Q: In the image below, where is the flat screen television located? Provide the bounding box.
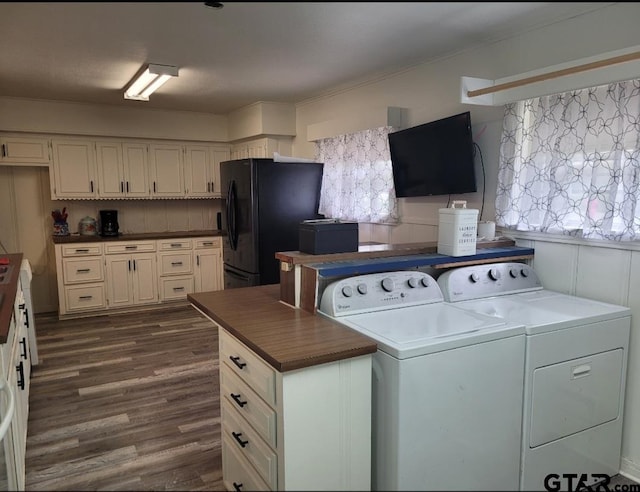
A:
[388,111,477,198]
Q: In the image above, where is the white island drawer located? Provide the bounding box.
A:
[222,398,278,489]
[222,432,271,491]
[220,329,276,407]
[221,368,277,448]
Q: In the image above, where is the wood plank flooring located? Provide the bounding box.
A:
[25,303,226,491]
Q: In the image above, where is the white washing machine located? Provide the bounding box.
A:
[318,270,526,491]
[437,262,631,491]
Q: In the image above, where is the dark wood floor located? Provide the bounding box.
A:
[25,303,226,491]
[24,303,640,491]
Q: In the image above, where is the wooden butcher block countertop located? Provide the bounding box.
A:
[188,284,377,372]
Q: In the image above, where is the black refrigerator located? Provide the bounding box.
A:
[221,158,324,289]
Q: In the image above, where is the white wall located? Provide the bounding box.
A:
[290,1,640,480]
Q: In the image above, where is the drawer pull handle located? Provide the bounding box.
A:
[173,287,185,292]
[231,431,249,448]
[76,268,91,273]
[79,295,93,300]
[229,356,247,370]
[125,245,138,250]
[171,261,183,266]
[75,249,89,253]
[170,243,182,248]
[19,338,27,360]
[230,393,247,408]
[232,482,243,492]
[202,242,213,246]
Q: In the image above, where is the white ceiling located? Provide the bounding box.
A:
[0,2,613,115]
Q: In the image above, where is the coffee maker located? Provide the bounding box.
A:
[99,210,119,237]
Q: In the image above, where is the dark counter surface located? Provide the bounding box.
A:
[0,253,23,344]
[51,229,224,244]
[188,285,377,372]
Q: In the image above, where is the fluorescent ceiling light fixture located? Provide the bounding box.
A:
[124,63,179,101]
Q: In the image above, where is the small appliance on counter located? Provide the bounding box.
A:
[78,216,98,236]
[99,210,119,237]
[299,218,359,255]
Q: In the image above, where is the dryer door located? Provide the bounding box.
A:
[529,348,623,448]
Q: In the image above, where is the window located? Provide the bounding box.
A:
[315,126,399,224]
[496,80,640,241]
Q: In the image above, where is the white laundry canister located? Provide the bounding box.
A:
[437,200,479,256]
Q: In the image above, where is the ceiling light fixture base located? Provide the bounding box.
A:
[124,63,179,101]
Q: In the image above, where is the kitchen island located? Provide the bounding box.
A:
[188,285,375,491]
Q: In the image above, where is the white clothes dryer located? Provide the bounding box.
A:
[319,270,526,491]
[438,262,631,491]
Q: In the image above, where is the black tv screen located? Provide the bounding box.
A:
[388,111,477,198]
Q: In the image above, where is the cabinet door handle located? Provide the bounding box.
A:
[16,361,24,391]
[196,255,200,267]
[232,482,243,492]
[126,181,130,193]
[230,393,247,408]
[1,144,6,158]
[24,308,29,328]
[19,338,27,360]
[171,261,183,266]
[79,295,93,300]
[231,431,248,448]
[229,356,246,370]
[121,181,124,193]
[133,260,136,271]
[76,268,91,273]
[153,181,157,193]
[90,180,94,193]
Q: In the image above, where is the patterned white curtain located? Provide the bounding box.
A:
[315,126,399,223]
[496,79,640,241]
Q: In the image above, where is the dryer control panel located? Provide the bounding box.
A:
[319,271,442,317]
[438,262,542,302]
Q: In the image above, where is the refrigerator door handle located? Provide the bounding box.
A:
[227,179,239,251]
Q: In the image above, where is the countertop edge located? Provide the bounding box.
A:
[52,230,225,244]
[188,290,377,373]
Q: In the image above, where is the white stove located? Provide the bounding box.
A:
[319,270,526,491]
[438,262,631,490]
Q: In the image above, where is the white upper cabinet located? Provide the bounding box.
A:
[149,143,185,197]
[0,135,50,166]
[50,139,97,199]
[184,145,230,197]
[96,142,150,198]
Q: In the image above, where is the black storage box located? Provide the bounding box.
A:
[299,220,359,255]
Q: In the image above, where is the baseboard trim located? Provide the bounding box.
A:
[620,457,640,483]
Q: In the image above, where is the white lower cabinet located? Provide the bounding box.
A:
[105,252,158,308]
[54,236,223,318]
[219,328,372,491]
[0,274,32,490]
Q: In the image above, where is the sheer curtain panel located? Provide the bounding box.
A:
[315,126,398,224]
[496,79,640,241]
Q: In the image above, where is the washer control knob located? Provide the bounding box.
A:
[407,277,419,288]
[381,277,395,292]
[420,277,430,287]
[357,283,368,295]
[469,273,480,283]
[488,268,501,281]
[509,268,519,278]
[341,286,353,297]
[521,268,529,277]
